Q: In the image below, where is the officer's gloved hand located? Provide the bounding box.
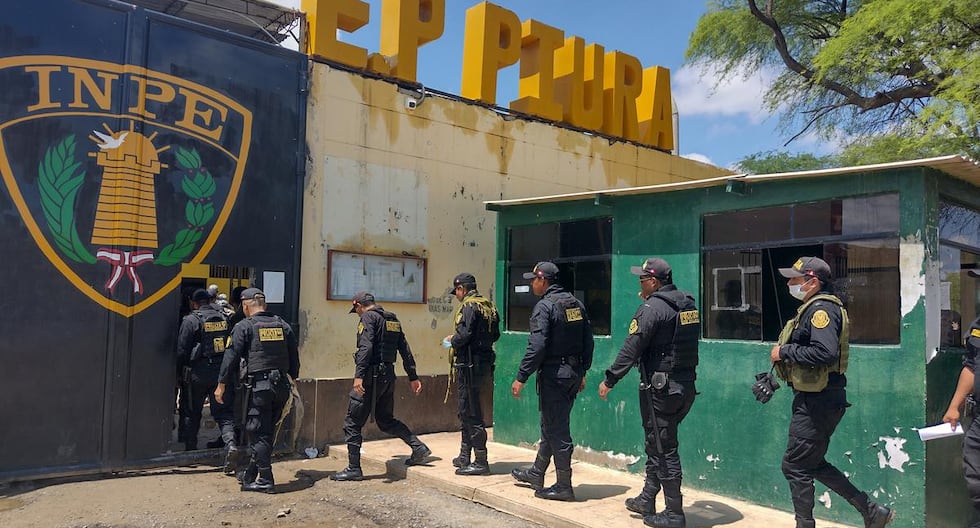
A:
[751,371,780,404]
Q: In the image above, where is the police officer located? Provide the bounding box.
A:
[943,269,980,528]
[331,292,431,481]
[176,288,234,459]
[511,262,594,501]
[772,257,893,528]
[214,288,300,493]
[598,258,698,528]
[445,273,500,476]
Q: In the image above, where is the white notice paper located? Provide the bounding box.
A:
[917,423,963,441]
[263,271,286,303]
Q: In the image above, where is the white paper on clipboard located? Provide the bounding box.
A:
[917,423,963,441]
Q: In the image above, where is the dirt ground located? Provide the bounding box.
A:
[0,455,540,528]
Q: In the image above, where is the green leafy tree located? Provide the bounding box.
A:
[688,0,980,162]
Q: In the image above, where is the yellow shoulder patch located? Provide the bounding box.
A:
[811,309,830,329]
[971,328,980,338]
[628,319,639,334]
[357,322,364,335]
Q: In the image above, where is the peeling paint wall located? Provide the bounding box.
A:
[489,170,979,526]
[299,63,729,378]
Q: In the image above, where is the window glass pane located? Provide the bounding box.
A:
[841,194,899,235]
[505,218,612,334]
[830,240,900,344]
[703,206,791,246]
[702,250,763,340]
[793,201,840,239]
[940,202,980,248]
[939,245,980,349]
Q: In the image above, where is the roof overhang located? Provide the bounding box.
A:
[484,155,980,210]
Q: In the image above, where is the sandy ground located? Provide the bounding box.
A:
[0,455,540,528]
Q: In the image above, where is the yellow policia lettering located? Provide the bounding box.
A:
[385,321,402,332]
[810,310,830,329]
[679,310,700,325]
[204,321,228,332]
[258,327,285,341]
[628,318,639,334]
[565,308,583,322]
[972,328,980,338]
[212,338,226,352]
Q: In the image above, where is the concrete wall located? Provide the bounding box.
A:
[490,168,978,527]
[297,62,729,380]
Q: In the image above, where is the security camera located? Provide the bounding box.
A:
[405,97,418,110]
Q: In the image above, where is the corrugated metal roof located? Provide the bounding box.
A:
[484,155,980,209]
[127,0,301,44]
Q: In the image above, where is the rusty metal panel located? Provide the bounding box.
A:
[0,0,306,478]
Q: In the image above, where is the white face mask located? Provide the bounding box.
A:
[788,282,808,301]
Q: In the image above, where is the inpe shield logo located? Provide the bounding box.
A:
[0,56,252,317]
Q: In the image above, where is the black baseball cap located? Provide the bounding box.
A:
[191,288,211,303]
[349,291,375,313]
[779,257,832,282]
[447,272,477,294]
[522,261,559,280]
[630,257,672,280]
[240,288,265,301]
[231,285,246,304]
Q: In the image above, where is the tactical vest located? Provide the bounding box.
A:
[192,305,229,360]
[647,290,700,372]
[545,293,588,361]
[246,314,290,374]
[453,293,500,360]
[775,294,850,392]
[376,309,402,364]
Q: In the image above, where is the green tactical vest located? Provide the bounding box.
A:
[775,294,849,392]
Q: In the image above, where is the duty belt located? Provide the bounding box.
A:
[248,369,283,381]
[542,355,580,367]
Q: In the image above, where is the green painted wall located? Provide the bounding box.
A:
[491,168,975,527]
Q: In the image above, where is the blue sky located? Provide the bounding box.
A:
[270,1,829,170]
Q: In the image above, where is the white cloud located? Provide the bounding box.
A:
[681,152,715,165]
[672,63,780,125]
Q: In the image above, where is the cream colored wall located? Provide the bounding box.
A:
[299,63,729,379]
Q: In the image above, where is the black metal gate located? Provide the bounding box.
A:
[0,0,306,480]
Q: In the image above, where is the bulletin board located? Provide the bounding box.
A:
[327,250,427,303]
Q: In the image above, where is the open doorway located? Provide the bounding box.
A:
[173,264,255,453]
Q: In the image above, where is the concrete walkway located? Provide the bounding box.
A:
[323,431,856,528]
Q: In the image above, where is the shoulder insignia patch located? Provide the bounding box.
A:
[357,322,364,335]
[811,309,830,329]
[971,328,980,338]
[629,318,639,334]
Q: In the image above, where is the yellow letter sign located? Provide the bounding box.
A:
[460,2,520,104]
[302,0,370,69]
[380,0,446,82]
[510,19,563,121]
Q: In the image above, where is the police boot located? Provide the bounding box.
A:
[452,439,472,468]
[330,448,364,481]
[406,441,432,466]
[847,492,895,528]
[223,443,240,476]
[626,479,661,515]
[794,519,816,528]
[241,466,275,493]
[456,449,490,476]
[534,469,575,502]
[511,454,548,490]
[643,481,685,528]
[237,460,257,486]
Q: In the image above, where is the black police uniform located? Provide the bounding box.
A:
[604,284,699,523]
[338,306,428,476]
[451,290,500,473]
[176,302,233,450]
[515,283,594,499]
[218,311,300,491]
[776,289,890,528]
[961,317,980,522]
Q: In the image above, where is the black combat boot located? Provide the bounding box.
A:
[237,460,257,486]
[331,447,364,481]
[452,438,472,468]
[456,449,490,476]
[847,492,894,528]
[534,469,575,502]
[223,443,240,476]
[626,478,661,515]
[643,480,685,528]
[241,466,275,493]
[511,453,548,490]
[794,519,816,528]
[406,441,432,466]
